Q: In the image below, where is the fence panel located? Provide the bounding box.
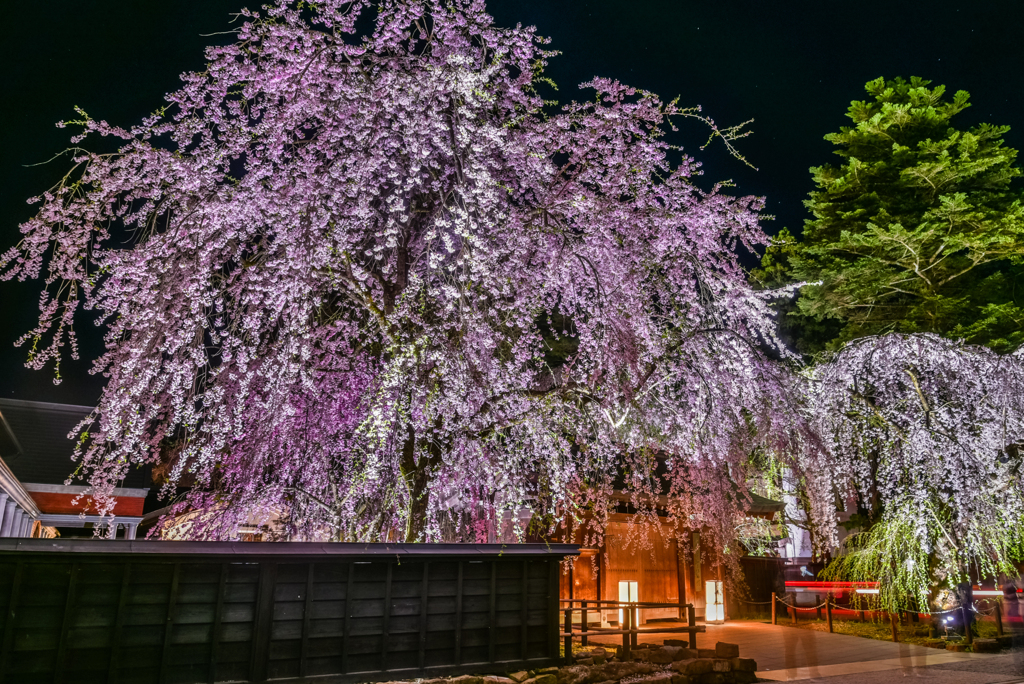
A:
[0,539,577,684]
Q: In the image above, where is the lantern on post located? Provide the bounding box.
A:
[705,580,725,624]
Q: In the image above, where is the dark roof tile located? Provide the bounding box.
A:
[0,399,150,489]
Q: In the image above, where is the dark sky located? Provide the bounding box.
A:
[1,0,1020,405]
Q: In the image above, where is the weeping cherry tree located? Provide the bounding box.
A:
[2,0,805,545]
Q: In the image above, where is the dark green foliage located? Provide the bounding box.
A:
[757,77,1024,354]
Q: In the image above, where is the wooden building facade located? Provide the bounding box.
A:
[558,493,784,624]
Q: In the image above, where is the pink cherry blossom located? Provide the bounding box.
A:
[2,0,808,549]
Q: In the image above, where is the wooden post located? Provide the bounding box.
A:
[816,595,822,620]
[626,606,634,651]
[687,605,697,649]
[581,600,589,648]
[563,607,572,665]
[889,612,898,642]
[859,608,866,622]
[825,597,833,633]
[622,602,631,661]
[995,602,1004,637]
[771,593,777,625]
[791,595,797,625]
[962,606,973,645]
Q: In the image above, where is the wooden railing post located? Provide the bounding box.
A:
[771,592,777,625]
[791,595,797,625]
[889,612,898,642]
[825,597,833,633]
[563,606,572,665]
[816,595,822,621]
[687,604,697,649]
[581,600,588,648]
[630,604,638,648]
[995,602,1004,637]
[622,602,631,661]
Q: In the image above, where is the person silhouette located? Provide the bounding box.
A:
[1005,580,1022,675]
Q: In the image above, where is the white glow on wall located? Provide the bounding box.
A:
[705,580,725,623]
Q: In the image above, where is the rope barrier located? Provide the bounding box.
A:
[774,599,828,611]
[822,601,969,617]
[765,595,1004,618]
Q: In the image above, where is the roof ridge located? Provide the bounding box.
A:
[0,398,95,413]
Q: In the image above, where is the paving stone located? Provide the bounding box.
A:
[972,638,1000,653]
[728,658,756,672]
[450,676,482,684]
[556,665,589,684]
[483,677,516,684]
[663,639,687,647]
[584,661,655,682]
[670,659,713,676]
[696,674,725,684]
[710,659,731,673]
[522,675,556,684]
[649,647,678,664]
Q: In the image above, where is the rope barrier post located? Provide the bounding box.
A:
[687,604,697,650]
[771,593,777,625]
[563,606,572,665]
[581,600,588,649]
[816,595,822,621]
[995,601,1003,637]
[791,595,797,625]
[826,598,833,633]
[889,612,898,643]
[859,608,865,623]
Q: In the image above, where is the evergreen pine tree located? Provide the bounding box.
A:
[758,77,1024,353]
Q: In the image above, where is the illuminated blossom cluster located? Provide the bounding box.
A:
[807,334,1024,603]
[2,0,802,543]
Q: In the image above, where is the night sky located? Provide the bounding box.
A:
[1,0,1020,405]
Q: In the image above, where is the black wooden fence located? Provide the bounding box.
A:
[0,539,578,684]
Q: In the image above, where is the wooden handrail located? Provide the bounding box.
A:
[559,599,693,608]
[559,625,705,637]
[560,600,701,664]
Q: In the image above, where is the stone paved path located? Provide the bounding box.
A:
[577,621,1017,682]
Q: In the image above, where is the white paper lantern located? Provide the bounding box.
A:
[705,580,725,624]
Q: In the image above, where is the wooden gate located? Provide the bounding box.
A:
[0,539,577,684]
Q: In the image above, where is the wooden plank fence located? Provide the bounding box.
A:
[0,539,578,684]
